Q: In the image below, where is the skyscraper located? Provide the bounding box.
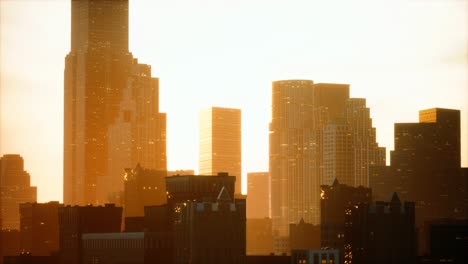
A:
[0,154,37,230]
[269,80,385,248]
[199,107,242,194]
[64,0,166,205]
[270,80,318,238]
[370,108,466,254]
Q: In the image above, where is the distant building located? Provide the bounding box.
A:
[58,204,122,264]
[320,179,371,263]
[290,219,320,251]
[173,196,246,264]
[124,164,166,217]
[19,202,62,256]
[64,0,166,206]
[246,218,274,255]
[199,107,242,194]
[247,172,269,219]
[369,108,466,254]
[0,154,37,230]
[291,249,339,264]
[344,193,416,264]
[270,80,385,248]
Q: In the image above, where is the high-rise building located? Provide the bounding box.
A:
[246,218,274,255]
[64,0,166,206]
[123,164,167,217]
[58,204,122,264]
[199,107,242,194]
[344,193,416,264]
[269,80,384,244]
[247,172,269,219]
[270,80,318,238]
[370,108,465,254]
[20,202,62,256]
[0,154,37,230]
[289,219,320,251]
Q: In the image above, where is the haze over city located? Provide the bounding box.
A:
[1,0,467,203]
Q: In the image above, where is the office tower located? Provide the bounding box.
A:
[0,230,20,264]
[247,172,269,219]
[289,219,320,251]
[20,202,62,256]
[270,80,318,240]
[199,107,242,194]
[81,233,145,264]
[344,193,416,264]
[173,194,246,264]
[58,204,122,264]
[270,80,385,246]
[291,249,339,264]
[0,154,37,230]
[320,179,371,264]
[64,0,166,206]
[124,164,166,217]
[370,108,465,228]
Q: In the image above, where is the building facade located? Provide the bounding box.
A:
[320,179,371,264]
[20,202,62,256]
[344,193,416,264]
[247,172,269,219]
[64,0,166,206]
[124,164,166,217]
[291,249,339,264]
[199,107,242,194]
[0,154,37,230]
[58,204,122,264]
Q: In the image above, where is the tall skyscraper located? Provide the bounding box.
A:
[199,107,242,194]
[270,80,318,237]
[0,154,37,230]
[64,0,166,205]
[269,80,385,247]
[247,172,269,219]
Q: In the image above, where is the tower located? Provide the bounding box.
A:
[64,0,166,205]
[199,107,242,194]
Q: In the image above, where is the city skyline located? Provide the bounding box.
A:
[1,0,467,202]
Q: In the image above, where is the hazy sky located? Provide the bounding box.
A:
[1,0,467,202]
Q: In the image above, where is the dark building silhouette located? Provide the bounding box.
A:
[246,218,274,255]
[270,80,385,253]
[344,193,416,264]
[58,204,122,264]
[246,255,290,264]
[290,219,320,251]
[370,108,466,254]
[0,230,20,264]
[174,196,246,264]
[291,249,339,264]
[0,154,37,230]
[320,179,371,263]
[199,107,242,194]
[167,170,195,176]
[81,232,144,264]
[124,164,166,217]
[3,254,58,264]
[19,202,62,256]
[165,173,236,205]
[64,0,166,206]
[418,219,468,264]
[247,172,269,219]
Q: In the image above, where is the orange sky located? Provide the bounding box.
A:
[1,0,467,202]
